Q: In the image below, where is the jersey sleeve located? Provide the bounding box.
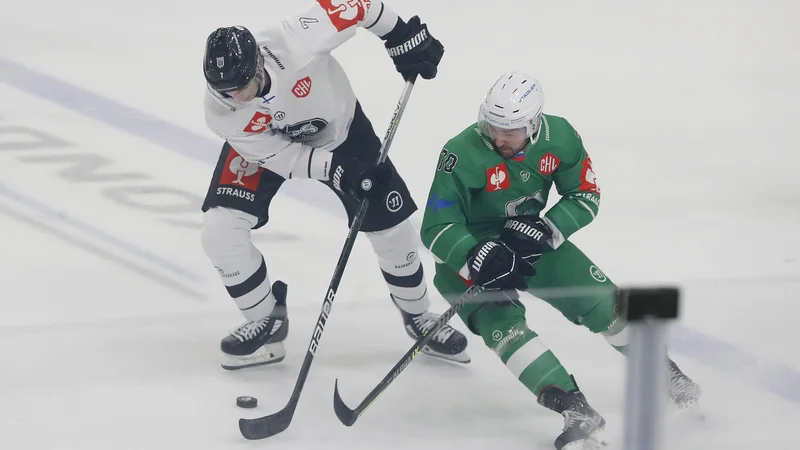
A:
[542,121,601,248]
[420,145,485,280]
[283,0,399,54]
[223,132,333,181]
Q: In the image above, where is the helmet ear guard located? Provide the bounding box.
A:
[477,72,545,145]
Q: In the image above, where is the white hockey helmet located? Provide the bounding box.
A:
[478,72,544,146]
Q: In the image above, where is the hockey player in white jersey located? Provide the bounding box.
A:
[200,1,470,370]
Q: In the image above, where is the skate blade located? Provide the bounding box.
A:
[421,345,471,364]
[221,342,286,371]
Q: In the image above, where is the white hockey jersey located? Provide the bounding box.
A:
[203,0,399,181]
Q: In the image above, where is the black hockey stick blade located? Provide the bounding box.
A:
[332,379,358,426]
[239,404,295,440]
[331,285,486,427]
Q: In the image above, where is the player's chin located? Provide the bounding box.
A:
[497,147,519,159]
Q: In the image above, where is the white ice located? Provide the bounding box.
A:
[0,1,798,449]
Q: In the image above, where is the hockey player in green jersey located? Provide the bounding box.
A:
[420,72,702,450]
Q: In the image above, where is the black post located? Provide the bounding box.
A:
[618,287,679,450]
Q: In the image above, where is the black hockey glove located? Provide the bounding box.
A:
[383,16,444,81]
[500,216,553,274]
[332,156,393,201]
[467,240,535,292]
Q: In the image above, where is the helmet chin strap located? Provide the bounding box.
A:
[529,129,541,147]
[256,56,271,98]
[528,116,543,146]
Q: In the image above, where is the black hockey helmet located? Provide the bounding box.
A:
[203,26,260,93]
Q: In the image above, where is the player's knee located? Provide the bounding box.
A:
[201,207,257,259]
[364,219,419,261]
[469,301,529,349]
[578,291,628,348]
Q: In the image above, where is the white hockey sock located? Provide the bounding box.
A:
[202,207,277,321]
[365,220,430,315]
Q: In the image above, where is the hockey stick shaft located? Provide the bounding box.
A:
[238,77,418,440]
[333,284,486,426]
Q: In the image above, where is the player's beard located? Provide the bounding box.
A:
[495,142,525,159]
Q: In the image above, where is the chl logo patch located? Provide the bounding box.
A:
[485,163,510,191]
[539,152,560,175]
[219,148,264,191]
[317,0,369,32]
[243,111,272,133]
[291,77,312,98]
[386,190,403,212]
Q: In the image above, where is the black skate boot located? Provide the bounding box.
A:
[538,379,607,450]
[392,295,470,364]
[220,281,289,370]
[667,358,702,411]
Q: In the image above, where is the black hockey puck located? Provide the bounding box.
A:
[236,396,258,408]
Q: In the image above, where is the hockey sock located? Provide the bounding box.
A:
[602,318,628,354]
[478,318,576,395]
[202,207,277,321]
[366,221,430,314]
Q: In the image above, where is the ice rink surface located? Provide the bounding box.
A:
[1,1,798,449]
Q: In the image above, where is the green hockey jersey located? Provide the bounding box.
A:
[420,114,601,279]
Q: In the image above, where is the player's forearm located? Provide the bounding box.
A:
[363,1,401,38]
[226,136,323,181]
[543,194,600,247]
[286,146,332,180]
[421,222,478,278]
[286,0,399,54]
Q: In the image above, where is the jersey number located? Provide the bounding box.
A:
[436,149,458,173]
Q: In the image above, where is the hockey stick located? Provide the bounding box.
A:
[332,284,486,426]
[238,77,418,440]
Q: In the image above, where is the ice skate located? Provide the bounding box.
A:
[393,295,470,364]
[538,381,607,450]
[220,281,289,370]
[667,358,703,411]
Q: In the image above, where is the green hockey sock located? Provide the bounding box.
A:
[490,325,576,395]
[602,317,628,354]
